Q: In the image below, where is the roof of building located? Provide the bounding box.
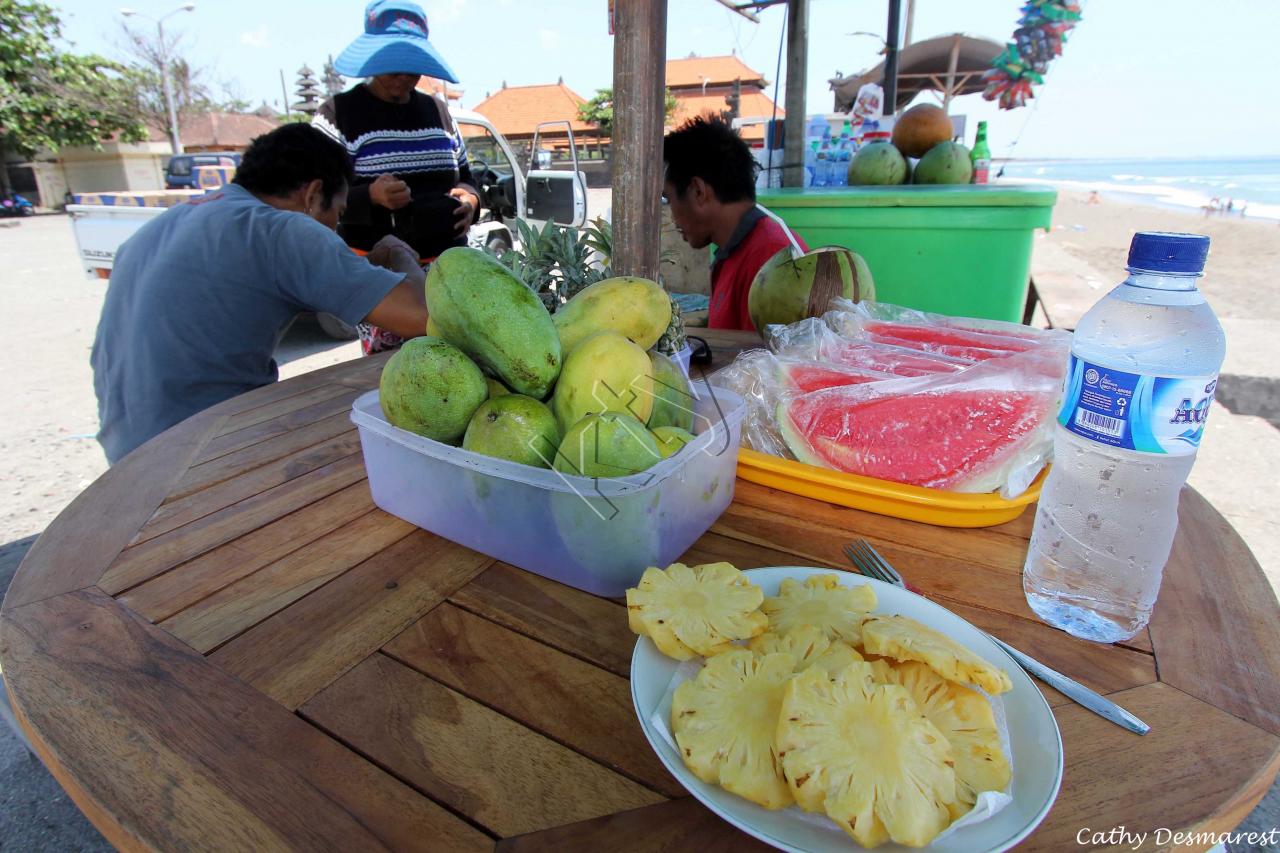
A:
[152,112,281,150]
[668,90,783,143]
[666,54,766,89]
[470,82,595,138]
[416,78,463,101]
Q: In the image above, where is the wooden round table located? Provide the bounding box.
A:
[3,330,1278,851]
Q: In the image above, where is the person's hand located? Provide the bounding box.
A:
[369,173,411,210]
[449,187,478,237]
[368,234,420,274]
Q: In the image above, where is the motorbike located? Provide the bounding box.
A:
[1,193,35,217]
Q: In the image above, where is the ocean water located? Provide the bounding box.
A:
[995,157,1280,221]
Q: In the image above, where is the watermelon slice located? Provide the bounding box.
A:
[864,321,1041,353]
[776,359,889,393]
[777,387,1053,491]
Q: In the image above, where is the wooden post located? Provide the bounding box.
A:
[942,35,961,111]
[883,0,902,116]
[611,0,667,280]
[782,0,809,187]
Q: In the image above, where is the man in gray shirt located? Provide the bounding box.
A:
[92,123,430,464]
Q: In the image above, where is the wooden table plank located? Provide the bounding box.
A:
[195,387,364,465]
[724,481,1033,573]
[496,797,775,852]
[129,430,363,546]
[450,562,634,678]
[1021,682,1280,852]
[300,652,665,838]
[210,529,492,709]
[201,349,386,419]
[162,509,415,653]
[385,602,685,797]
[100,454,368,595]
[1152,488,1280,737]
[0,588,491,852]
[119,482,384,623]
[938,598,1159,698]
[217,376,372,434]
[167,411,358,503]
[1,408,227,610]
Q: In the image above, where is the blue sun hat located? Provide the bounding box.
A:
[333,0,459,83]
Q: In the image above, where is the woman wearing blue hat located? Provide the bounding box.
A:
[316,0,480,353]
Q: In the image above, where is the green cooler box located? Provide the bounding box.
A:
[756,184,1057,323]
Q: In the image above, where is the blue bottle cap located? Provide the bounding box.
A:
[1127,232,1210,274]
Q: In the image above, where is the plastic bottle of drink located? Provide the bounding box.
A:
[814,142,830,187]
[804,140,820,187]
[832,123,852,186]
[1023,232,1225,643]
[971,121,991,184]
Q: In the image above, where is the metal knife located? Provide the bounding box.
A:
[987,634,1151,735]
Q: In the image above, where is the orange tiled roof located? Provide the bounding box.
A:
[669,91,784,143]
[416,78,463,101]
[666,54,766,89]
[470,83,596,138]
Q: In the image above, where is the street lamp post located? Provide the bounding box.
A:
[120,4,196,155]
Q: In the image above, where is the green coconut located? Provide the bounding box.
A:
[747,246,876,332]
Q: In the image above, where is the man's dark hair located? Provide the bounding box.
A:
[662,115,757,203]
[233,123,354,208]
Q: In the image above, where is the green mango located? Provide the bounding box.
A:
[426,247,562,398]
[553,412,662,478]
[379,337,487,443]
[645,350,695,432]
[553,276,672,355]
[462,394,561,469]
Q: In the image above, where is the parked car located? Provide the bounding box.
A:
[165,152,241,190]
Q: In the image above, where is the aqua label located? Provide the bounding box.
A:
[1058,354,1217,455]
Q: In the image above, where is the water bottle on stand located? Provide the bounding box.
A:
[804,140,820,187]
[814,143,829,187]
[1023,232,1225,643]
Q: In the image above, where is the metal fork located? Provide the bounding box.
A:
[843,538,1150,736]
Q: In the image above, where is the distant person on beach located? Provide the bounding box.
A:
[91,123,429,465]
[662,116,807,332]
[1227,198,1235,215]
[315,0,479,355]
[1087,190,1101,205]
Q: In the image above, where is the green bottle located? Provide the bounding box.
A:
[971,121,991,184]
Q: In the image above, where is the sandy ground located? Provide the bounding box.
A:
[1,199,1277,848]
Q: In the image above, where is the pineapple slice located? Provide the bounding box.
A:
[862,615,1013,695]
[750,626,864,675]
[777,662,957,848]
[872,660,1012,809]
[761,574,878,645]
[670,649,795,809]
[626,562,767,659]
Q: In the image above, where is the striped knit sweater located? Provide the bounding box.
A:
[315,84,477,259]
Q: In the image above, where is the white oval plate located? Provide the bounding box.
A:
[630,566,1063,852]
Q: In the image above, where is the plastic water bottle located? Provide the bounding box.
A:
[814,143,830,187]
[804,140,820,187]
[1023,232,1225,642]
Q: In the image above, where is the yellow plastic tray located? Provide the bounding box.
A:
[735,448,1046,528]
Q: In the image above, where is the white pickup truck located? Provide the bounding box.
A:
[68,110,589,335]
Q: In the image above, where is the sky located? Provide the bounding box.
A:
[46,0,1280,160]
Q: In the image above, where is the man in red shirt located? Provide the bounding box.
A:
[662,117,807,331]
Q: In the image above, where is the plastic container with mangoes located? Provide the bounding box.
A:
[351,380,746,597]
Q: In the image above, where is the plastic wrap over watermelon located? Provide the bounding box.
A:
[765,317,971,377]
[776,347,1064,497]
[826,297,1072,362]
[709,349,893,460]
